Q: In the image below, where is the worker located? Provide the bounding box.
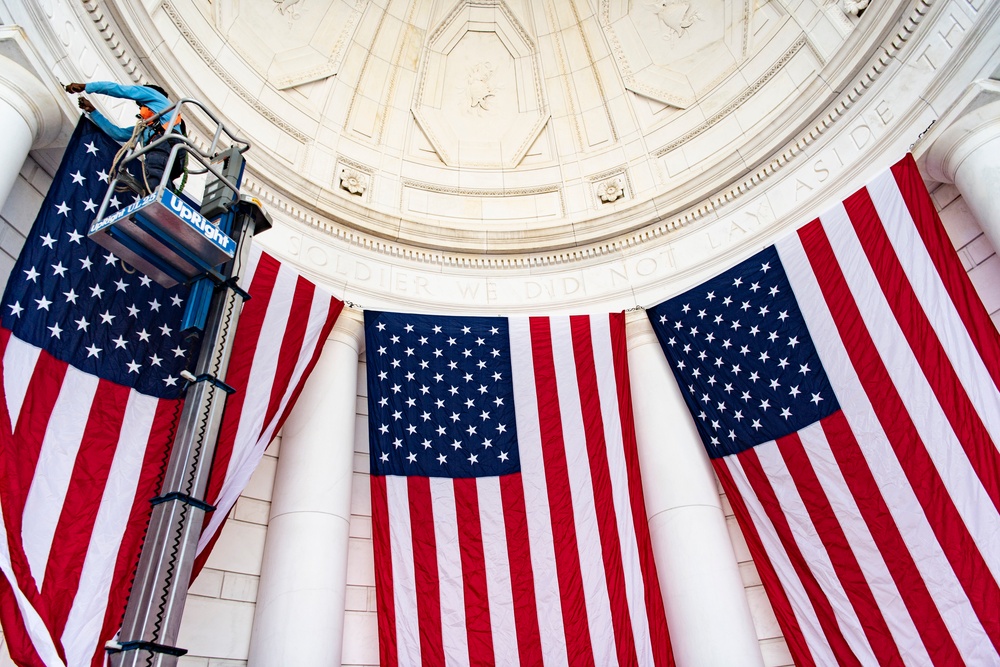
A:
[65,81,187,194]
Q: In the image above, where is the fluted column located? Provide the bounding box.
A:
[626,311,763,667]
[248,309,364,667]
[923,81,1000,253]
[0,53,61,212]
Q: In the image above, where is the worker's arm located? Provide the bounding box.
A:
[83,81,171,114]
[84,109,134,143]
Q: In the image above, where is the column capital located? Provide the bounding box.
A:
[920,79,1000,184]
[0,27,71,150]
[329,307,364,354]
[625,309,659,350]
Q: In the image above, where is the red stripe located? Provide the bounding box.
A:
[499,473,543,665]
[0,574,46,667]
[844,185,1000,515]
[610,312,673,667]
[1,349,67,609]
[202,256,278,516]
[529,317,595,667]
[96,397,180,667]
[371,475,397,667]
[891,155,1000,392]
[249,295,342,494]
[737,447,862,665]
[820,411,963,663]
[453,478,495,665]
[569,314,639,667]
[408,476,444,667]
[712,460,816,667]
[799,219,1000,652]
[260,276,313,431]
[42,380,129,642]
[6,350,66,543]
[260,294,341,453]
[775,432,903,665]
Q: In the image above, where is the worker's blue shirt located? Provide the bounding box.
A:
[83,82,178,144]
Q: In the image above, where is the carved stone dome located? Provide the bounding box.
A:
[53,0,974,313]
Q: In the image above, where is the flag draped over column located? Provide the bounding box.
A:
[0,119,342,667]
[366,310,672,667]
[648,155,1000,665]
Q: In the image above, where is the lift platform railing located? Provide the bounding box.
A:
[92,97,250,220]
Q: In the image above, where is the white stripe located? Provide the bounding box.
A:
[22,367,99,587]
[478,476,518,667]
[819,203,1000,583]
[430,478,468,667]
[387,476,421,666]
[754,441,879,663]
[549,316,618,667]
[197,259,296,548]
[776,232,993,659]
[242,242,263,288]
[62,390,159,667]
[199,268,333,553]
[867,173,1000,455]
[3,335,40,426]
[508,317,568,667]
[589,316,655,665]
[797,422,932,666]
[724,456,836,666]
[0,495,66,667]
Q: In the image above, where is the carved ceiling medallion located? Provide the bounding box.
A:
[600,0,750,108]
[212,0,365,90]
[411,0,550,169]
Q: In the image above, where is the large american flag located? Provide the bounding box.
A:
[648,155,1000,665]
[367,311,673,666]
[0,119,341,666]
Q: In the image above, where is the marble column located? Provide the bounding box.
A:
[923,82,1000,253]
[0,50,62,212]
[626,311,764,667]
[247,309,364,667]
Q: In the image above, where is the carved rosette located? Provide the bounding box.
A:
[339,168,369,196]
[597,176,626,203]
[411,0,549,169]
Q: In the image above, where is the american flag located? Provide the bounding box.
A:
[648,155,1000,665]
[367,311,672,667]
[0,119,341,667]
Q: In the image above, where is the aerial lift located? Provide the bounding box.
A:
[88,97,271,667]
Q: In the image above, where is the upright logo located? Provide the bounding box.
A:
[165,192,235,254]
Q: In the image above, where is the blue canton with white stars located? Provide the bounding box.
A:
[647,246,839,458]
[1,120,196,399]
[366,311,521,478]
